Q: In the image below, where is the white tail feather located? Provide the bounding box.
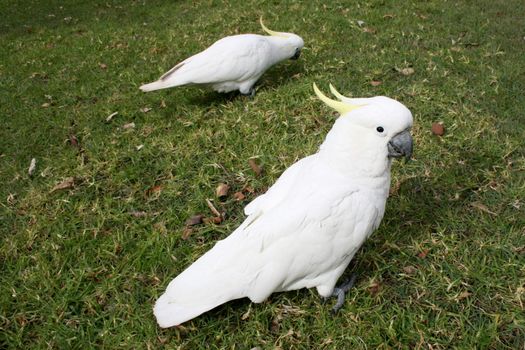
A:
[154,293,234,328]
[139,80,174,92]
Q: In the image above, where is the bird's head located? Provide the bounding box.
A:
[260,17,304,60]
[314,83,413,174]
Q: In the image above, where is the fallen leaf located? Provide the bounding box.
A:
[243,186,255,194]
[431,123,445,136]
[69,134,79,147]
[205,198,222,217]
[28,158,37,176]
[181,227,193,240]
[389,180,401,196]
[136,144,144,151]
[41,102,50,108]
[99,63,107,69]
[357,20,365,27]
[417,249,430,259]
[403,266,417,275]
[141,107,152,113]
[368,281,381,295]
[130,210,147,217]
[270,317,281,333]
[383,14,395,19]
[399,67,415,76]
[241,306,251,320]
[203,216,222,224]
[216,183,230,200]
[370,80,382,86]
[457,291,471,300]
[106,111,118,122]
[233,191,245,201]
[248,159,263,176]
[185,214,204,226]
[160,100,167,108]
[122,122,135,130]
[363,27,376,34]
[471,201,496,215]
[145,185,162,197]
[51,177,75,192]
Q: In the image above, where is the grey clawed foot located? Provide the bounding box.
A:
[330,273,357,314]
[241,87,256,98]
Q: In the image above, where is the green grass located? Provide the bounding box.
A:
[1,0,524,348]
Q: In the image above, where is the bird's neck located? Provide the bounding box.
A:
[318,128,392,181]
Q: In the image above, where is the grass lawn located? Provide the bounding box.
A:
[1,0,524,348]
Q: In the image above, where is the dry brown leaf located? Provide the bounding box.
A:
[51,177,74,192]
[122,122,135,130]
[243,185,255,194]
[41,102,51,108]
[130,210,147,217]
[145,185,162,197]
[203,216,222,224]
[403,266,417,275]
[368,281,381,295]
[399,67,415,76]
[160,100,167,108]
[417,249,430,259]
[471,201,496,215]
[370,80,382,86]
[69,134,79,147]
[181,227,193,240]
[141,107,152,113]
[216,183,230,200]
[457,291,472,300]
[205,198,222,217]
[248,159,263,176]
[383,14,395,19]
[363,27,376,34]
[185,214,204,226]
[233,191,245,201]
[431,123,445,136]
[99,63,108,69]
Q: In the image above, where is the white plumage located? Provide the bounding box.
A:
[154,84,414,328]
[140,19,304,96]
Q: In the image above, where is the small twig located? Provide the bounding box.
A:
[205,198,221,217]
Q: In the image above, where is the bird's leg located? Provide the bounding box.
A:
[241,87,256,98]
[329,273,357,314]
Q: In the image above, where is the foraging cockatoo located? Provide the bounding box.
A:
[154,84,414,328]
[139,18,304,96]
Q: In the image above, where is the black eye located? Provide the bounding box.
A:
[376,126,384,133]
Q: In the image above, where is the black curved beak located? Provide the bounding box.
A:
[387,130,413,162]
[290,48,301,60]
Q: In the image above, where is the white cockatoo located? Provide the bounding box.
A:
[154,83,413,328]
[139,18,304,96]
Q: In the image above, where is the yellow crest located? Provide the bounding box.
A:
[313,83,362,115]
[260,17,289,38]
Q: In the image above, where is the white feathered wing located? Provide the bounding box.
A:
[140,35,273,93]
[154,155,382,328]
